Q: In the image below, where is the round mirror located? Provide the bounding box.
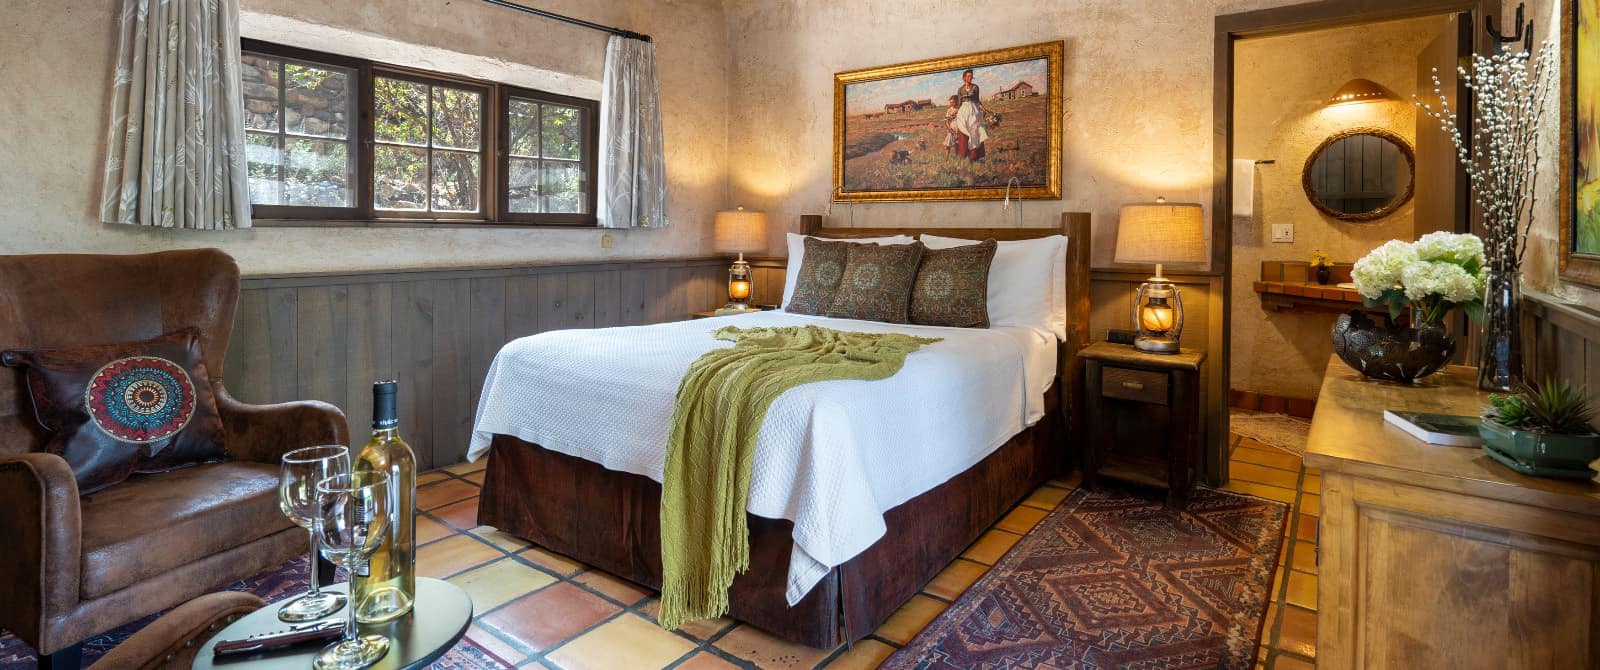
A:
[1301,128,1415,222]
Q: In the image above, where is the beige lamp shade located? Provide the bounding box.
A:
[1326,78,1396,107]
[713,207,768,255]
[1114,199,1207,265]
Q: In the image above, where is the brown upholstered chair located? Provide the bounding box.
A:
[0,249,348,669]
[86,592,265,670]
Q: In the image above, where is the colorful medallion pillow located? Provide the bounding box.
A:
[1,328,229,493]
[786,237,853,316]
[909,239,998,328]
[824,241,926,323]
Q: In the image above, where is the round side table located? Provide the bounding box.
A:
[193,577,472,669]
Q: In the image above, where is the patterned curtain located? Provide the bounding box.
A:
[100,0,252,230]
[596,35,668,229]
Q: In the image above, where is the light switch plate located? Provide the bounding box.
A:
[1271,224,1294,243]
[601,234,614,249]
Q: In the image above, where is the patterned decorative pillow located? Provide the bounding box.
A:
[1,328,229,494]
[786,237,852,315]
[824,241,926,323]
[910,239,998,328]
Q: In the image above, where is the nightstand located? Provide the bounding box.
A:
[1079,341,1207,508]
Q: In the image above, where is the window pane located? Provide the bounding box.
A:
[508,99,540,158]
[241,55,280,132]
[507,157,539,213]
[432,151,481,212]
[245,132,282,204]
[374,145,427,210]
[284,138,351,207]
[541,105,582,160]
[284,63,351,139]
[543,161,583,213]
[431,86,481,150]
[374,77,428,146]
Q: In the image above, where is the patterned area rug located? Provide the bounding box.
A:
[1230,410,1312,456]
[884,487,1287,670]
[0,556,511,670]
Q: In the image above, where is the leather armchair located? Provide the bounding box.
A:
[0,249,347,669]
[86,592,265,670]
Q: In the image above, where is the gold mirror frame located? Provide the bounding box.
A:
[1301,127,1416,223]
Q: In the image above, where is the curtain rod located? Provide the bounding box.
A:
[480,0,651,43]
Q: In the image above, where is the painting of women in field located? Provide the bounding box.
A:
[1574,0,1600,254]
[833,42,1062,202]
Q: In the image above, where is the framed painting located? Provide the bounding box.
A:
[832,41,1063,202]
[1561,0,1600,285]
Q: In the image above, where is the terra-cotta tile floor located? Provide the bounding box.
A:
[417,431,1319,669]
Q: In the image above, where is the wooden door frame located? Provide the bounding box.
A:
[1212,0,1487,439]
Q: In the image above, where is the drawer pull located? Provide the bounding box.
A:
[1121,381,1145,391]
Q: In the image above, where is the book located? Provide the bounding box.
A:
[1383,410,1483,447]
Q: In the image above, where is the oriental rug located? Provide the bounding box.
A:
[884,487,1287,670]
[0,556,512,670]
[1230,410,1312,456]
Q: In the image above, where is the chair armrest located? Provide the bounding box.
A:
[214,386,350,463]
[87,591,265,670]
[0,452,82,650]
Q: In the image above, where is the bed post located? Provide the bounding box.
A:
[800,214,823,236]
[1060,212,1092,458]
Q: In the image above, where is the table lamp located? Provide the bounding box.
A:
[1115,198,1207,354]
[713,207,768,311]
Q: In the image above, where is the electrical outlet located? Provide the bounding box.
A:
[1271,224,1294,243]
[600,233,614,249]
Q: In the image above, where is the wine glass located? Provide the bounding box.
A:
[278,445,351,622]
[314,471,392,670]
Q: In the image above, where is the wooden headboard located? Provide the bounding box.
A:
[798,212,1093,447]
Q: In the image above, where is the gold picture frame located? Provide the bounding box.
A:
[833,41,1063,203]
[1560,0,1600,286]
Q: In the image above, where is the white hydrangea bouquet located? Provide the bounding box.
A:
[1352,231,1486,326]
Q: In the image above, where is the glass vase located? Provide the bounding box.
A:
[1478,263,1522,392]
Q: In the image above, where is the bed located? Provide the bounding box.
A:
[472,213,1092,647]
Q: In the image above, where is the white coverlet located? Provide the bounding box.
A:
[468,310,1056,605]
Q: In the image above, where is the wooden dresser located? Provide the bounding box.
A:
[1306,359,1600,668]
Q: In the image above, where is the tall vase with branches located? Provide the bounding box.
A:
[1417,42,1557,391]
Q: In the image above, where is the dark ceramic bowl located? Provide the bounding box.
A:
[1331,310,1456,384]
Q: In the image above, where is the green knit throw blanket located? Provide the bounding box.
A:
[657,325,941,630]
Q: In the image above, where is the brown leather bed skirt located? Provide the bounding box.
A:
[476,388,1066,648]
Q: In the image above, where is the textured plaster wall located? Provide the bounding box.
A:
[1521,0,1600,309]
[0,0,730,275]
[723,0,1308,267]
[1229,16,1447,399]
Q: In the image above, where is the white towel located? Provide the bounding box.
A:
[1233,158,1257,217]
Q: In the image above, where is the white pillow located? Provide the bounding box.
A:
[921,234,1068,340]
[781,233,916,308]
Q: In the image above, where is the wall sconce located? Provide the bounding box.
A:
[1115,198,1207,354]
[713,207,768,312]
[1326,78,1396,107]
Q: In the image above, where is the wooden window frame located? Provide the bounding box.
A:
[497,87,600,225]
[241,39,599,228]
[241,41,364,221]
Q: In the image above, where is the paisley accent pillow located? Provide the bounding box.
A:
[786,237,852,315]
[824,241,925,323]
[1,328,228,494]
[910,239,998,328]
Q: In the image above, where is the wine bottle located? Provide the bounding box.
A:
[352,380,416,623]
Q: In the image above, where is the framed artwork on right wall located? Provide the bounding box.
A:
[1561,0,1600,285]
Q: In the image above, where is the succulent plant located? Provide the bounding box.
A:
[1487,379,1598,436]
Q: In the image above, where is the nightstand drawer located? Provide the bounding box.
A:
[1101,367,1168,405]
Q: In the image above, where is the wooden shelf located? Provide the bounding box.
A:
[1255,260,1369,314]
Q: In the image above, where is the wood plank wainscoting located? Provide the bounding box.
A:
[1524,289,1600,412]
[224,258,733,470]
